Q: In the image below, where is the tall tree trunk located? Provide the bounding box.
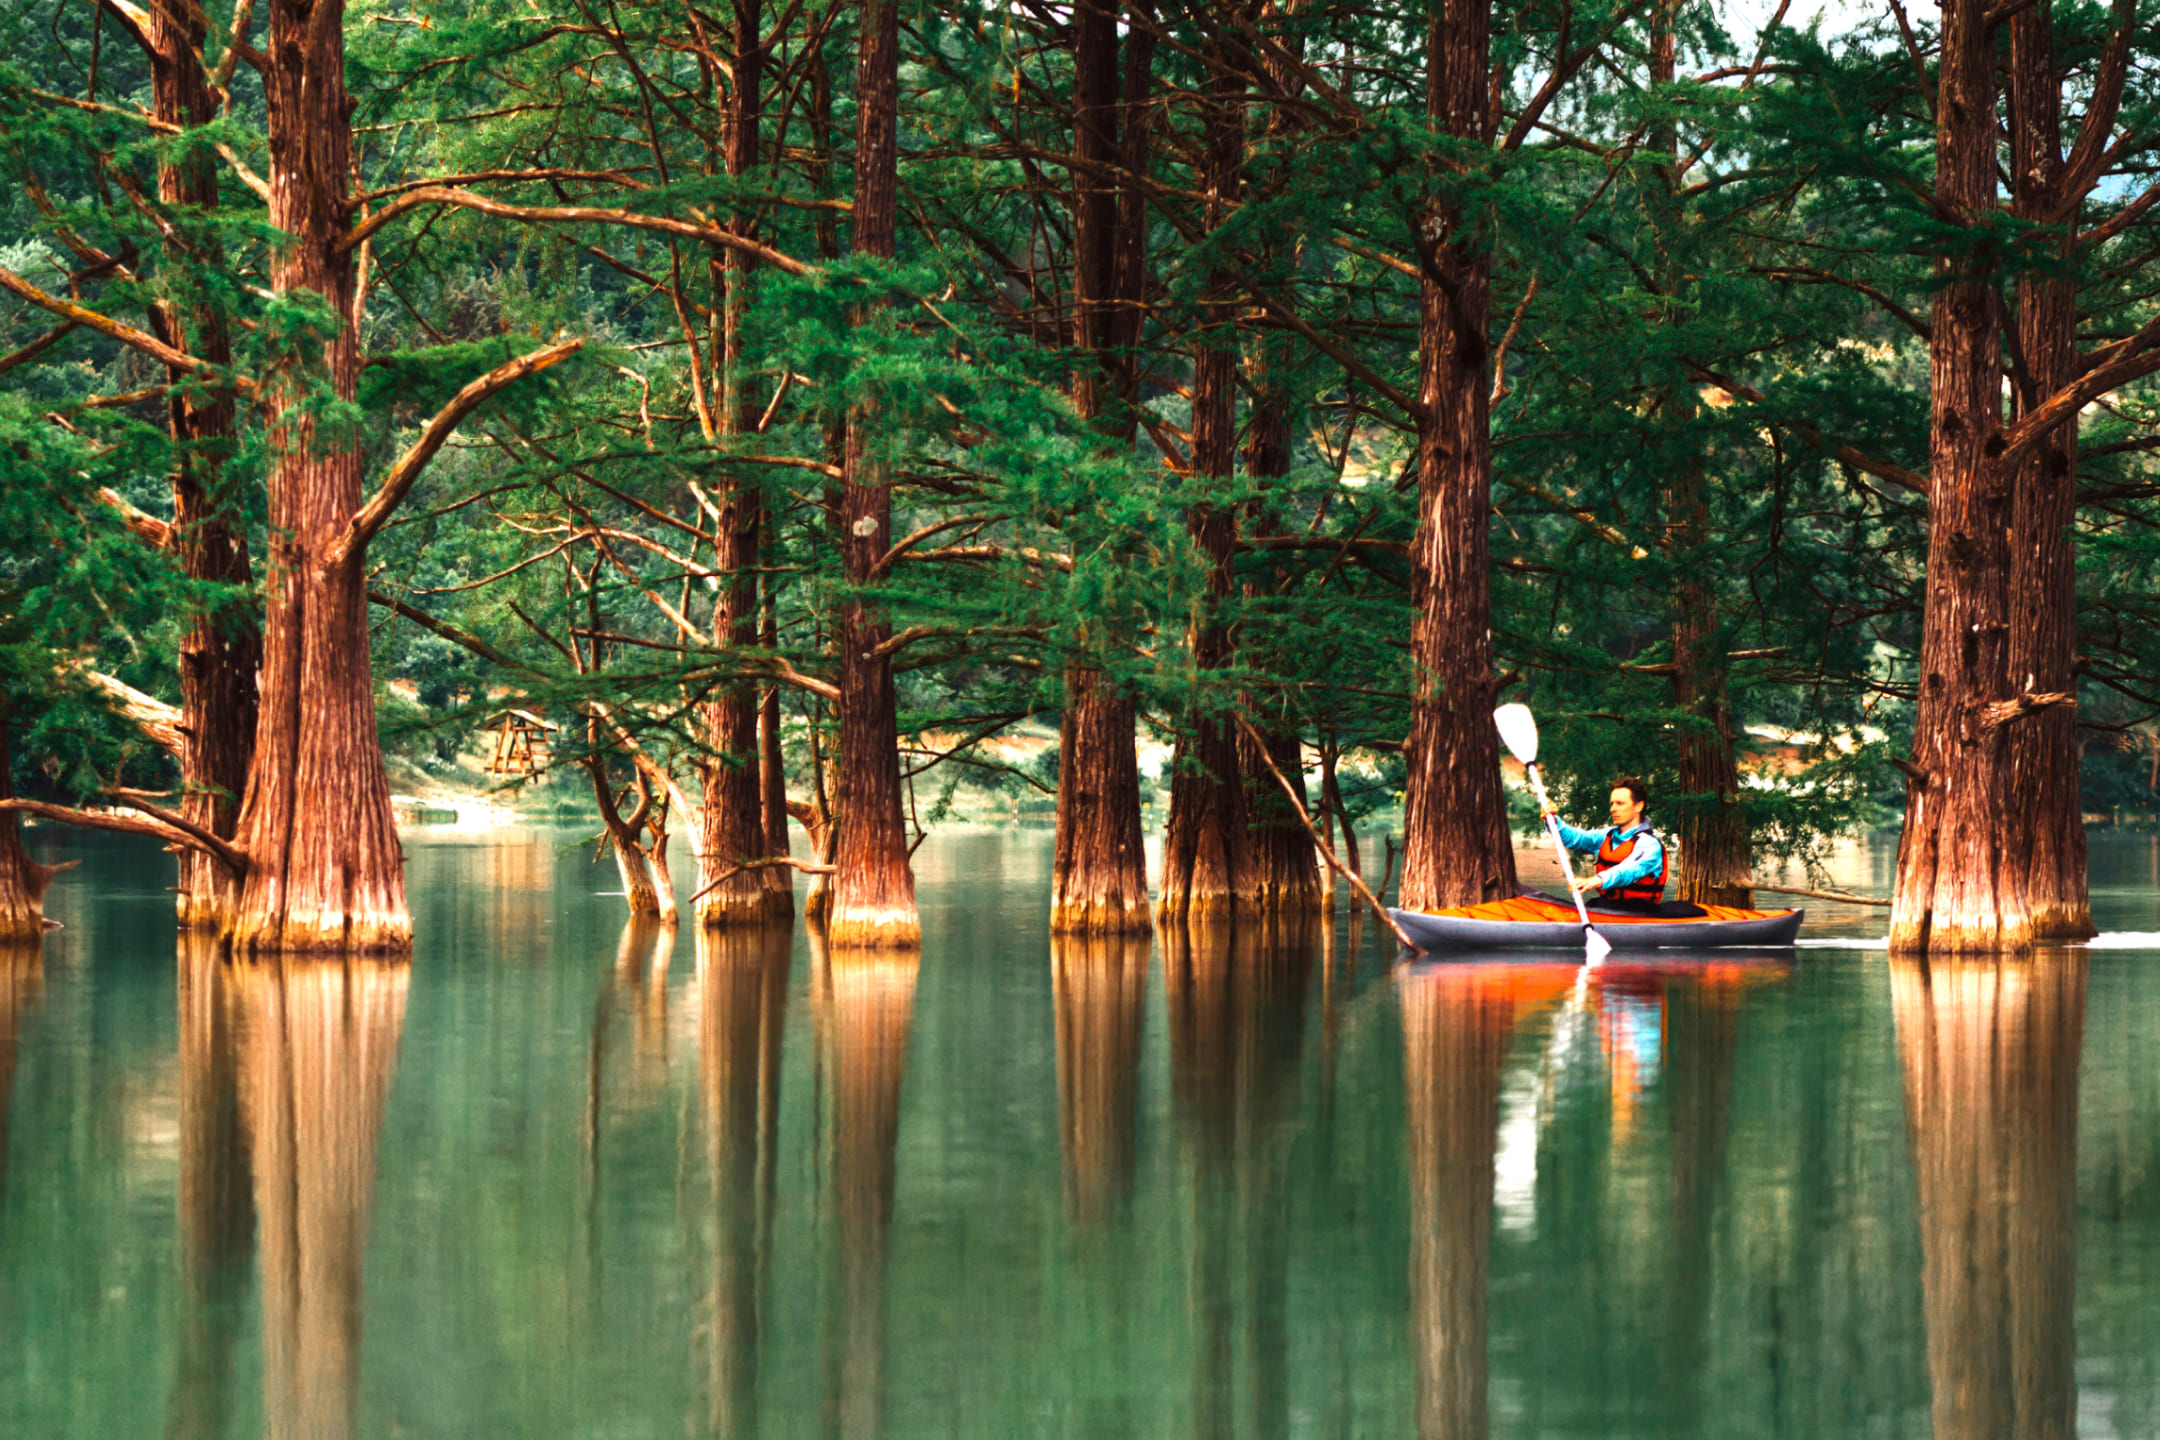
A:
[760,512,793,872]
[1399,0,1518,909]
[149,0,259,931]
[1158,35,1258,922]
[585,734,665,918]
[827,0,918,947]
[0,724,68,939]
[228,0,409,953]
[1649,0,1750,908]
[1053,0,1150,934]
[1892,952,2082,1440]
[699,0,793,927]
[2006,1,2093,940]
[1890,0,2027,954]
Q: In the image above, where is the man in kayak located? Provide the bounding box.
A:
[1540,776,1668,911]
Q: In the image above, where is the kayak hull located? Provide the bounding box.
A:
[1390,897,1803,952]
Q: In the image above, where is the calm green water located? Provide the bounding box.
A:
[4,827,2160,1439]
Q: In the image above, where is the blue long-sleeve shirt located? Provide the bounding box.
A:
[1554,819,1664,894]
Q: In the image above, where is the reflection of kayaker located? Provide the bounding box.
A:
[1542,776,1666,911]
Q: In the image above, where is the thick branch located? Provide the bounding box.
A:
[0,797,246,873]
[337,188,816,275]
[0,265,247,388]
[332,339,583,566]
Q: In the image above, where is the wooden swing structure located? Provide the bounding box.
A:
[485,709,558,775]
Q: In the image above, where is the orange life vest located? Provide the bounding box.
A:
[1596,824,1668,904]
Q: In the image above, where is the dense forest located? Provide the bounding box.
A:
[1,0,2157,955]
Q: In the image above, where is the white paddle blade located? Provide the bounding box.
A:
[1493,703,1540,765]
[1584,926,1612,962]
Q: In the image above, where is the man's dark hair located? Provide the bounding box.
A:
[1613,776,1649,807]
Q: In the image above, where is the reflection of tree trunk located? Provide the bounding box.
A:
[698,923,793,1437]
[167,935,254,1440]
[1162,920,1316,1440]
[1051,930,1150,1224]
[231,959,411,1440]
[811,930,919,1440]
[1398,966,1511,1440]
[1659,977,1740,1428]
[0,941,42,1200]
[1891,952,2083,1440]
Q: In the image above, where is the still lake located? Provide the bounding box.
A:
[3,825,2159,1438]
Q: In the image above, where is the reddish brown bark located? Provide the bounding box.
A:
[1650,0,1749,908]
[227,0,409,953]
[148,0,258,930]
[1890,0,2028,954]
[760,511,792,867]
[699,0,792,927]
[1052,1,1151,934]
[1159,35,1261,922]
[697,923,792,1436]
[1892,953,2082,1439]
[585,728,675,921]
[0,726,69,939]
[1051,930,1149,1223]
[1398,0,1518,910]
[232,958,408,1440]
[827,0,918,947]
[2006,4,2093,941]
[811,933,918,1440]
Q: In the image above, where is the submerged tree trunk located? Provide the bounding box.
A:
[1052,0,1150,934]
[827,0,918,947]
[1398,0,1517,910]
[228,0,409,953]
[1159,36,1259,922]
[1649,0,1750,908]
[149,0,259,931]
[2006,2,2093,940]
[0,725,68,939]
[699,0,792,928]
[1890,0,2028,954]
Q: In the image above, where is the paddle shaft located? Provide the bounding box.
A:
[1524,763,1598,930]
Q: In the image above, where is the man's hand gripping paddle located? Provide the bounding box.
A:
[1493,704,1611,962]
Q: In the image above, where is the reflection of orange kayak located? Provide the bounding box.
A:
[1391,891,1803,952]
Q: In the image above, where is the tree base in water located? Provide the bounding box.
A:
[1050,894,1153,934]
[825,904,922,949]
[227,904,414,956]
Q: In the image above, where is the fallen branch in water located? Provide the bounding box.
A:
[689,853,837,903]
[1235,716,1416,950]
[1750,881,1890,907]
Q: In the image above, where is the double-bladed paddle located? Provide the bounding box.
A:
[1493,704,1612,962]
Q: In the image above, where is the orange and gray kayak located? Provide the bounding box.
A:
[1390,890,1803,952]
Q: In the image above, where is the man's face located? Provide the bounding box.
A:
[1608,787,1644,829]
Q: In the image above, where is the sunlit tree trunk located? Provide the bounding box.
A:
[1398,0,1517,910]
[1159,34,1259,922]
[2005,2,2093,940]
[827,0,919,947]
[228,0,409,953]
[148,0,259,931]
[1890,0,2028,954]
[1892,952,2082,1440]
[1052,0,1150,934]
[700,0,793,927]
[0,724,68,938]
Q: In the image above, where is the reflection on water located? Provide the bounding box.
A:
[231,956,410,1440]
[1163,920,1316,1440]
[7,831,2160,1438]
[697,922,792,1438]
[1893,951,2084,1440]
[813,930,920,1440]
[0,941,39,1202]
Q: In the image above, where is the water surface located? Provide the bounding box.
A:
[4,827,2159,1438]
